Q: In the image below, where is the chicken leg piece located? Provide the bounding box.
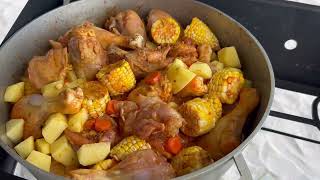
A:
[27,47,68,89]
[67,23,108,80]
[11,88,84,139]
[196,88,260,160]
[105,10,147,39]
[92,26,130,49]
[58,22,130,49]
[125,46,172,78]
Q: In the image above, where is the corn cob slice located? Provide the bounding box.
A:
[171,146,212,176]
[208,68,244,104]
[92,159,117,170]
[96,60,136,96]
[151,17,181,44]
[110,136,151,161]
[82,81,110,118]
[179,97,222,137]
[184,17,220,50]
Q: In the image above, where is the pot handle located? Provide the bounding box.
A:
[233,153,253,180]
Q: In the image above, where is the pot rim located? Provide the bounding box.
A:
[0,0,275,179]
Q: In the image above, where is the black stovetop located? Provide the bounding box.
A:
[1,0,320,179]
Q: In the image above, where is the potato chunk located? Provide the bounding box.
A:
[218,46,241,68]
[77,142,111,166]
[51,135,78,166]
[6,119,24,144]
[14,136,34,159]
[4,82,25,102]
[42,113,68,144]
[167,59,196,94]
[41,80,64,98]
[26,150,51,172]
[35,138,50,155]
[189,62,212,79]
[68,108,89,133]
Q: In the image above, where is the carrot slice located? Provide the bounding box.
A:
[94,119,112,132]
[165,136,182,155]
[106,100,118,115]
[84,119,96,130]
[144,71,161,85]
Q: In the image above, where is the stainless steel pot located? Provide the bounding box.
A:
[0,0,274,179]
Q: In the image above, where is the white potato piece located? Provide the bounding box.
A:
[77,142,111,166]
[41,80,64,98]
[51,135,78,166]
[6,119,24,144]
[26,150,51,172]
[42,113,68,144]
[218,46,241,68]
[14,136,34,159]
[4,82,25,102]
[167,59,196,94]
[189,62,213,79]
[35,138,50,155]
[68,108,89,133]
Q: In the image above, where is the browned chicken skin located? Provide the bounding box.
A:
[105,10,147,39]
[67,23,107,80]
[59,22,130,49]
[107,45,172,78]
[115,95,184,140]
[196,88,260,160]
[197,44,212,63]
[168,38,198,66]
[27,47,68,89]
[126,46,172,78]
[11,94,48,139]
[128,72,172,102]
[70,149,175,180]
[11,88,83,139]
[92,26,130,49]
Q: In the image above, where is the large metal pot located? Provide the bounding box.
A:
[0,0,274,179]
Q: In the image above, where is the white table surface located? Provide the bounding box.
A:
[1,0,319,180]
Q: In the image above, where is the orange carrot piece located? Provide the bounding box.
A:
[94,119,112,132]
[144,71,161,85]
[83,119,96,130]
[106,100,118,115]
[165,136,182,155]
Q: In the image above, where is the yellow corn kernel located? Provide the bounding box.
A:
[171,146,212,176]
[96,60,136,96]
[110,136,151,161]
[92,159,116,170]
[82,81,110,118]
[184,17,220,50]
[179,97,222,137]
[151,17,181,44]
[208,68,244,104]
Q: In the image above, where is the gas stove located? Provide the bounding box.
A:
[1,0,319,179]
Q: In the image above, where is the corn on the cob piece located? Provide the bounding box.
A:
[151,17,180,44]
[96,60,136,96]
[208,68,244,104]
[184,17,220,50]
[92,159,117,170]
[82,81,110,118]
[179,97,222,137]
[110,136,151,161]
[171,146,212,176]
